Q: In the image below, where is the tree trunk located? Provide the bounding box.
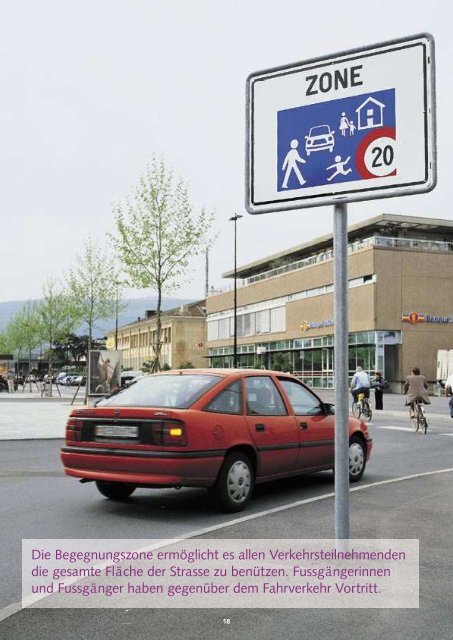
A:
[153,288,162,373]
[85,326,92,404]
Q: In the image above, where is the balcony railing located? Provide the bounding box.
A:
[208,235,453,295]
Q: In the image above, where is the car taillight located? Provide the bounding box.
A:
[155,421,187,446]
[66,418,82,442]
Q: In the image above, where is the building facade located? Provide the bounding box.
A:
[106,301,207,371]
[206,214,453,389]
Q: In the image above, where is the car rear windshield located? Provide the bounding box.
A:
[96,374,222,408]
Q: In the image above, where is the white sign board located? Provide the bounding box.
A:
[246,34,436,214]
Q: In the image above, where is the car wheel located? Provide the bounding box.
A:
[213,452,254,512]
[95,481,136,500]
[349,437,366,482]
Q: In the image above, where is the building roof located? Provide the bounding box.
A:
[111,299,206,333]
[223,214,453,280]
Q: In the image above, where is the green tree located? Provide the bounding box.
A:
[5,314,27,362]
[0,332,12,354]
[111,157,214,372]
[36,281,73,396]
[271,352,293,373]
[14,302,41,389]
[66,238,119,354]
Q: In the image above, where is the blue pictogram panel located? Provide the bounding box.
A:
[277,89,396,191]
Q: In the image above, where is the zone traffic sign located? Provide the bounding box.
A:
[246,34,436,214]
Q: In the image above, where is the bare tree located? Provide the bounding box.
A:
[111,157,214,372]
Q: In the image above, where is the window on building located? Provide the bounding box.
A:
[207,321,219,341]
[255,310,270,334]
[218,317,231,339]
[270,307,286,333]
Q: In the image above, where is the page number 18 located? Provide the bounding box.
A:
[223,618,231,625]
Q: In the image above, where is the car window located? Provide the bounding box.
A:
[245,376,287,416]
[204,380,242,415]
[96,374,222,408]
[279,378,324,415]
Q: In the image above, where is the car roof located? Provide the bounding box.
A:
[153,368,296,377]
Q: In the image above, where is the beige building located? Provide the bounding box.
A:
[106,301,207,370]
[206,214,453,390]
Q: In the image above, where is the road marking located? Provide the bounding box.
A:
[441,433,453,437]
[0,602,21,623]
[3,466,453,620]
[378,426,413,432]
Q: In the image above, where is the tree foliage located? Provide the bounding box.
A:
[111,157,214,371]
[36,280,74,395]
[66,238,119,350]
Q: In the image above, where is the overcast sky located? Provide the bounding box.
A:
[0,0,451,303]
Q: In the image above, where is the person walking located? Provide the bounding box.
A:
[403,367,430,417]
[372,371,387,410]
[7,369,15,394]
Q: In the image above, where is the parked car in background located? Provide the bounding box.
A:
[61,369,372,512]
[72,375,86,387]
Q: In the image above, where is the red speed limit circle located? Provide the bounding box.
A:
[356,127,397,180]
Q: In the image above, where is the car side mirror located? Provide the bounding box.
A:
[323,403,335,415]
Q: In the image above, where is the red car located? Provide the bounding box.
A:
[61,369,372,512]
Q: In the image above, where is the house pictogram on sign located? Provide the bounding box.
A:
[356,96,385,130]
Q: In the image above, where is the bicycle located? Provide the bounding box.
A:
[352,392,372,422]
[410,398,428,434]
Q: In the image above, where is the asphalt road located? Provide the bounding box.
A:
[0,412,452,639]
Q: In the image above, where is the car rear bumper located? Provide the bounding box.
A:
[61,446,226,488]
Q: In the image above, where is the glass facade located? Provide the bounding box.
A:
[208,331,401,388]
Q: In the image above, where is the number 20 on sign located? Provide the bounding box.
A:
[246,34,436,214]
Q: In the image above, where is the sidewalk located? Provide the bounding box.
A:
[0,392,452,441]
[0,399,86,440]
[318,390,453,422]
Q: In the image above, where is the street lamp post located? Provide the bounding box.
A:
[229,214,243,368]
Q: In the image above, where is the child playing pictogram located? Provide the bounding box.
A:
[326,155,352,181]
[281,139,306,188]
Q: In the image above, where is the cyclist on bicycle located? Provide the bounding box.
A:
[403,367,430,417]
[350,366,371,403]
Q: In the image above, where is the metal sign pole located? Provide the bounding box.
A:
[334,202,349,539]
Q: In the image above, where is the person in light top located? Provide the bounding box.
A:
[350,366,371,403]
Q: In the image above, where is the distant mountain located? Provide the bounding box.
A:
[0,296,196,337]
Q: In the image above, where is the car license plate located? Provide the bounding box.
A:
[95,425,139,438]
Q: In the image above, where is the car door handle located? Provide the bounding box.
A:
[255,423,265,432]
[299,422,308,430]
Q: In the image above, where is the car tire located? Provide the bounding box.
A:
[95,481,136,500]
[213,452,254,513]
[349,436,366,482]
